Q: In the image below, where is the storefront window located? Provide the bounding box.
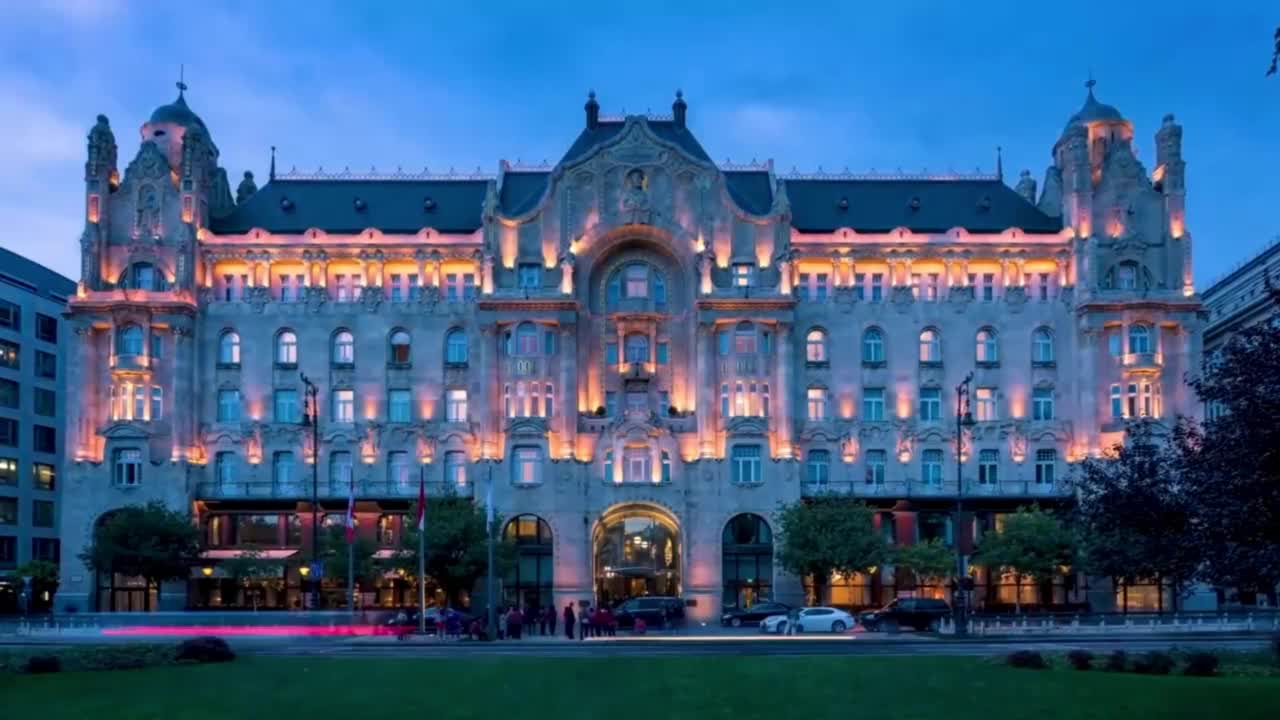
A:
[594,510,680,607]
[503,515,553,611]
[721,514,773,610]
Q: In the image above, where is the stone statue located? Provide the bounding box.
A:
[622,168,650,212]
[236,171,258,205]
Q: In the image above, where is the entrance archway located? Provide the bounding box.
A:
[503,514,553,611]
[721,513,774,611]
[593,504,680,607]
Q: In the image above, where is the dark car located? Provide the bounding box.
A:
[383,607,475,634]
[612,596,685,629]
[858,598,951,631]
[720,601,792,627]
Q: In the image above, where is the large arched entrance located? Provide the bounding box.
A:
[593,504,680,606]
[721,513,774,610]
[503,514,553,612]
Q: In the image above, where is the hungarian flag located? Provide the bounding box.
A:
[344,476,356,544]
[415,472,426,531]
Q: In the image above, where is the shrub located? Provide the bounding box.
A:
[1066,649,1094,670]
[74,644,176,671]
[1006,650,1047,669]
[22,655,61,674]
[175,636,235,664]
[1183,651,1219,677]
[1104,650,1128,672]
[1131,651,1176,675]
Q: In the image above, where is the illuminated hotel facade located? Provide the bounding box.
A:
[57,85,1202,615]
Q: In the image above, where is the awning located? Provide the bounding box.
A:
[199,549,300,560]
[372,549,403,560]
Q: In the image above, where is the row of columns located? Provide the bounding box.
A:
[200,253,495,294]
[773,255,1073,291]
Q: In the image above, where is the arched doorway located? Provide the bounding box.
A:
[594,505,680,607]
[722,514,773,611]
[503,514,553,612]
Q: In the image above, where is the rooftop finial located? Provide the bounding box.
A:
[270,145,277,181]
[996,145,1003,181]
[585,89,600,130]
[176,64,187,97]
[672,88,688,129]
[1085,72,1096,96]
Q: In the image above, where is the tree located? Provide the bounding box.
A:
[14,559,60,612]
[974,505,1075,613]
[1076,420,1201,611]
[391,494,513,607]
[891,539,954,589]
[319,525,378,592]
[80,501,200,610]
[221,549,282,611]
[776,496,886,605]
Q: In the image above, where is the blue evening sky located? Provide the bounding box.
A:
[0,1,1275,287]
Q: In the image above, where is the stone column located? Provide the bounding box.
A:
[559,326,576,458]
[1015,259,1027,287]
[414,250,428,288]
[775,321,794,458]
[777,257,792,295]
[830,254,840,287]
[1000,258,1011,289]
[481,254,495,295]
[173,322,195,457]
[1056,256,1069,287]
[67,324,96,459]
[944,258,955,288]
[845,257,856,288]
[478,324,496,458]
[560,256,574,295]
[695,323,713,457]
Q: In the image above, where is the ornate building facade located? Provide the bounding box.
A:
[57,85,1202,616]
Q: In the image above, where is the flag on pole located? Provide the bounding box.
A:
[345,475,356,544]
[416,471,426,531]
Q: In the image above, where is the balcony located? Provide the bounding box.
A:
[1121,352,1163,372]
[196,479,473,500]
[799,478,1070,499]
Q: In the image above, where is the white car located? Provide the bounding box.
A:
[759,607,855,634]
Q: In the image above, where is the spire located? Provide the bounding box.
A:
[1085,72,1096,97]
[996,146,1003,181]
[585,90,600,130]
[672,89,687,129]
[176,64,187,99]
[269,145,277,181]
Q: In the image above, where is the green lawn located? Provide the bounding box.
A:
[2,655,1278,719]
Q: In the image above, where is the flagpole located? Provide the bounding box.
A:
[417,464,426,635]
[347,476,355,617]
[486,461,496,641]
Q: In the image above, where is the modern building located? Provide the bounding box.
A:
[1201,236,1280,371]
[57,83,1202,616]
[0,246,75,613]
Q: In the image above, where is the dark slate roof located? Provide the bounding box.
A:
[560,119,712,165]
[500,172,550,216]
[0,245,76,300]
[1064,88,1125,131]
[209,179,488,235]
[786,178,1062,234]
[724,171,774,215]
[149,92,207,131]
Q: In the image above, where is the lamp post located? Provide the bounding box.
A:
[301,372,321,610]
[953,371,976,636]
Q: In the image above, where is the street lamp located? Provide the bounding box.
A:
[953,371,976,636]
[301,372,321,610]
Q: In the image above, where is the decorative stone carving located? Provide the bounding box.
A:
[947,285,974,312]
[890,285,914,313]
[360,285,384,313]
[305,285,328,313]
[236,171,257,205]
[1058,286,1075,307]
[1003,285,1027,313]
[246,286,271,313]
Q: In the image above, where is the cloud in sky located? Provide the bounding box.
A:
[0,0,1276,286]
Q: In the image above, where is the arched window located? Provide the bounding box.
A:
[806,329,827,363]
[275,330,297,366]
[217,330,240,365]
[1032,328,1054,363]
[503,515,554,610]
[603,450,614,484]
[624,333,649,363]
[862,328,885,363]
[661,450,671,483]
[624,264,649,298]
[389,329,411,365]
[515,322,539,356]
[722,514,774,610]
[1128,324,1152,354]
[1115,262,1140,290]
[117,324,144,358]
[653,273,667,308]
[919,329,941,363]
[332,330,354,365]
[119,262,166,291]
[445,329,468,364]
[806,450,830,485]
[975,328,998,364]
[734,321,757,354]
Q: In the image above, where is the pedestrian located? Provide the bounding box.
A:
[508,606,523,640]
[564,604,575,640]
[538,605,548,636]
[581,606,592,639]
[603,606,616,637]
[498,606,508,640]
[546,605,557,637]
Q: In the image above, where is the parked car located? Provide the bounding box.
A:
[858,598,951,631]
[612,596,685,629]
[760,607,855,634]
[721,601,792,627]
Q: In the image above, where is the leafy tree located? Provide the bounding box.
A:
[221,549,282,611]
[892,538,955,588]
[80,501,200,609]
[974,505,1075,612]
[1076,420,1201,611]
[319,525,378,590]
[14,559,60,611]
[391,494,513,607]
[776,496,886,605]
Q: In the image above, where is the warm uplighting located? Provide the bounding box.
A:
[299,566,311,578]
[87,194,100,223]
[1170,214,1185,239]
[1182,284,1194,297]
[1106,220,1124,238]
[201,566,214,577]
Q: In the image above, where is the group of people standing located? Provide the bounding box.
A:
[561,604,618,639]
[493,605,561,639]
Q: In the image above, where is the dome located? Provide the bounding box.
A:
[148,91,206,131]
[1063,83,1125,131]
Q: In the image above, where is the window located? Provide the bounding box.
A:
[33,425,55,454]
[863,388,885,421]
[1110,384,1124,419]
[217,330,240,365]
[334,274,352,302]
[544,330,556,356]
[279,274,301,302]
[329,451,353,491]
[389,330,412,365]
[446,389,467,422]
[732,263,753,287]
[807,387,828,421]
[1128,324,1152,354]
[654,273,667,308]
[624,264,649,298]
[719,384,729,418]
[976,328,998,364]
[604,341,619,367]
[921,273,940,301]
[332,330,355,365]
[974,387,996,422]
[980,273,995,302]
[656,341,669,365]
[918,388,942,422]
[217,389,241,422]
[150,332,163,359]
[150,387,163,421]
[513,446,542,485]
[978,449,999,485]
[1035,449,1056,485]
[332,389,354,423]
[35,313,57,343]
[118,324,144,359]
[273,452,295,486]
[272,389,299,423]
[215,451,238,486]
[0,339,17,369]
[660,450,672,483]
[862,328,885,363]
[1032,388,1055,421]
[734,322,757,354]
[806,329,827,363]
[624,334,649,363]
[0,458,14,486]
[807,450,830,485]
[919,329,941,363]
[1109,331,1122,357]
[621,446,650,483]
[445,329,468,364]
[731,445,762,484]
[34,350,55,379]
[1116,262,1138,290]
[865,450,886,485]
[0,300,19,330]
[31,537,58,563]
[518,263,542,289]
[388,389,412,423]
[1032,328,1054,363]
[870,273,884,302]
[853,273,866,301]
[275,330,297,365]
[0,379,15,409]
[444,451,467,487]
[113,448,142,486]
[388,452,411,489]
[0,419,15,447]
[1036,273,1051,301]
[0,535,14,568]
[921,449,944,486]
[545,383,555,418]
[797,272,831,301]
[605,391,618,417]
[0,498,15,525]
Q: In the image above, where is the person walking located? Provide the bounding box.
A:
[564,604,575,640]
[537,605,547,636]
[498,606,508,640]
[581,606,592,639]
[508,606,523,640]
[546,605,557,637]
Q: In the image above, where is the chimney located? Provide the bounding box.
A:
[672,90,687,129]
[585,90,600,130]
